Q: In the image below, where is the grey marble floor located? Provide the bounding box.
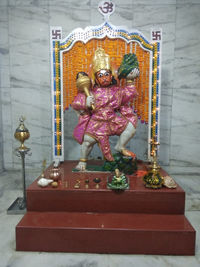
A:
[0,169,200,267]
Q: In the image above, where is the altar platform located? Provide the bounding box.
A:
[16,160,196,255]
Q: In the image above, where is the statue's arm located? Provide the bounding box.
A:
[121,85,139,105]
[71,93,87,111]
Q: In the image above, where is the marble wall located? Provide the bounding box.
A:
[0,84,3,172]
[0,0,199,175]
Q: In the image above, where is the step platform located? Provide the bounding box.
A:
[16,212,195,255]
[16,160,196,255]
[26,161,185,214]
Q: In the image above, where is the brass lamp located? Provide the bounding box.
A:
[7,116,31,214]
[143,139,163,189]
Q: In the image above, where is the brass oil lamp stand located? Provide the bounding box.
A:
[7,117,31,214]
[143,139,163,189]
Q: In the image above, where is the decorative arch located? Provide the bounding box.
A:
[50,22,162,162]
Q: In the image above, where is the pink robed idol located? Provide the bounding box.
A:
[71,84,138,161]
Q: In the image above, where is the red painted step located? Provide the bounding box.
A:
[16,211,195,255]
[26,161,185,214]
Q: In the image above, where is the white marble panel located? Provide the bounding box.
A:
[109,5,133,28]
[0,146,3,171]
[8,0,48,6]
[11,87,52,169]
[133,0,176,4]
[0,6,9,66]
[0,0,8,6]
[0,97,3,171]
[130,121,149,161]
[9,6,50,90]
[174,4,200,89]
[91,4,133,28]
[108,252,200,267]
[91,0,132,7]
[159,88,173,165]
[1,87,13,169]
[164,165,200,177]
[0,7,10,92]
[129,87,173,164]
[173,175,200,211]
[133,4,176,34]
[170,88,200,167]
[49,0,90,7]
[49,5,90,37]
[177,0,200,4]
[0,66,10,88]
[133,4,176,90]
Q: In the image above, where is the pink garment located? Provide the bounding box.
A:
[71,85,138,161]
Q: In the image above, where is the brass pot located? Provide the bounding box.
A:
[49,167,61,181]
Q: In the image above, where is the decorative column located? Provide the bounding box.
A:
[50,27,64,162]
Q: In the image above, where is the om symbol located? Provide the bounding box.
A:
[98,1,115,16]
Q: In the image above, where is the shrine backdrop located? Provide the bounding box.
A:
[0,0,200,177]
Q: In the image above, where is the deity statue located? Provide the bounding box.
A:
[71,48,139,170]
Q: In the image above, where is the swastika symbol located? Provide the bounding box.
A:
[152,31,161,41]
[52,29,61,40]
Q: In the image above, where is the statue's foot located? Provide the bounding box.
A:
[75,161,87,171]
[121,149,136,160]
[115,144,136,160]
[114,143,121,153]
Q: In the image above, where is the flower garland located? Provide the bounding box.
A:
[62,38,150,124]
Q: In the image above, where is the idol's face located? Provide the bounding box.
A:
[96,69,112,87]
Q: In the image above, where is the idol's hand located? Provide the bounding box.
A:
[86,95,95,108]
[126,68,140,80]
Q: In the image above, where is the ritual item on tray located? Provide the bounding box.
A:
[163,175,177,188]
[51,181,58,188]
[74,180,81,189]
[93,177,101,189]
[49,162,61,181]
[37,160,52,188]
[85,179,89,189]
[107,168,129,190]
[37,178,53,187]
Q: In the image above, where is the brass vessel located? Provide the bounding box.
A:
[14,116,30,150]
[49,167,61,181]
